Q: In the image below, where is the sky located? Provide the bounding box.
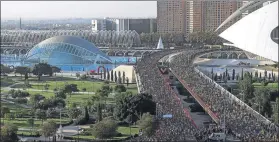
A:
[1,1,157,20]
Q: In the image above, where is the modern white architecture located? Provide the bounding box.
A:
[219,1,278,62]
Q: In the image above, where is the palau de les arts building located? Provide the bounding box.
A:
[23,36,113,71]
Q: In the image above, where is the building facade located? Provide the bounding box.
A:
[91,18,156,33]
[157,0,244,34]
[157,0,187,34]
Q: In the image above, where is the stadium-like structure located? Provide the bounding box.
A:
[1,30,141,48]
[24,36,112,71]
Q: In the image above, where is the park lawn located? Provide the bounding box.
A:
[27,91,56,98]
[1,102,31,114]
[30,81,112,92]
[253,83,278,88]
[71,126,139,140]
[17,130,36,136]
[66,93,95,105]
[116,126,139,136]
[2,118,71,129]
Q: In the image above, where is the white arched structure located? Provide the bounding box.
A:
[215,1,267,32]
[219,1,278,62]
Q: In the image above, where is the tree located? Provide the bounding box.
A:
[68,108,82,119]
[272,98,279,124]
[122,71,126,84]
[264,69,267,78]
[114,93,156,123]
[41,120,57,140]
[255,71,258,78]
[114,84,127,93]
[103,70,106,80]
[27,118,34,134]
[225,68,228,77]
[1,107,10,125]
[35,109,47,124]
[107,68,110,81]
[1,124,18,142]
[232,69,235,80]
[252,87,270,115]
[126,77,129,86]
[111,70,114,81]
[14,66,30,77]
[92,119,117,139]
[137,113,155,136]
[114,71,117,82]
[0,64,12,74]
[55,90,67,99]
[238,73,254,104]
[268,73,271,80]
[241,68,244,80]
[214,73,218,81]
[51,66,61,74]
[29,94,45,108]
[259,72,262,79]
[32,63,53,81]
[63,84,79,97]
[24,72,28,80]
[76,73,80,79]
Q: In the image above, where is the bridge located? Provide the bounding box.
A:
[0,45,161,57]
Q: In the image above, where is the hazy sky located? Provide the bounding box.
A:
[1,1,157,20]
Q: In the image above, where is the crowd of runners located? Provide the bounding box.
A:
[129,48,278,142]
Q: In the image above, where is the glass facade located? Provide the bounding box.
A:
[24,36,112,71]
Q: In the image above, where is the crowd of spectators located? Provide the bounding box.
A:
[170,49,278,141]
[129,47,278,141]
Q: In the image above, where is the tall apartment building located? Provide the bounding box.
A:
[157,0,187,34]
[189,1,243,32]
[157,0,243,34]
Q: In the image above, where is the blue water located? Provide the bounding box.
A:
[1,56,139,71]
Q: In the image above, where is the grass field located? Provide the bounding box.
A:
[71,126,139,140]
[253,83,278,88]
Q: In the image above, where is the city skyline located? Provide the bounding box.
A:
[1,1,157,20]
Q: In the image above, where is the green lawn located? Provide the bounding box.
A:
[116,126,139,136]
[71,126,139,140]
[253,83,278,88]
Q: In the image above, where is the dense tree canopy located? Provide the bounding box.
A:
[1,124,18,142]
[114,93,156,123]
[32,63,53,80]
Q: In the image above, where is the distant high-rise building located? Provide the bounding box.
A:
[157,0,187,34]
[157,0,244,34]
[91,18,156,33]
[188,1,243,32]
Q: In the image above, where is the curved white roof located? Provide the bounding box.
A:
[219,1,278,62]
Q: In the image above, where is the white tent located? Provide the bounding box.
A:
[157,37,164,49]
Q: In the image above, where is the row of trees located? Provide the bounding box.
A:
[1,63,61,81]
[99,70,129,85]
[211,68,277,83]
